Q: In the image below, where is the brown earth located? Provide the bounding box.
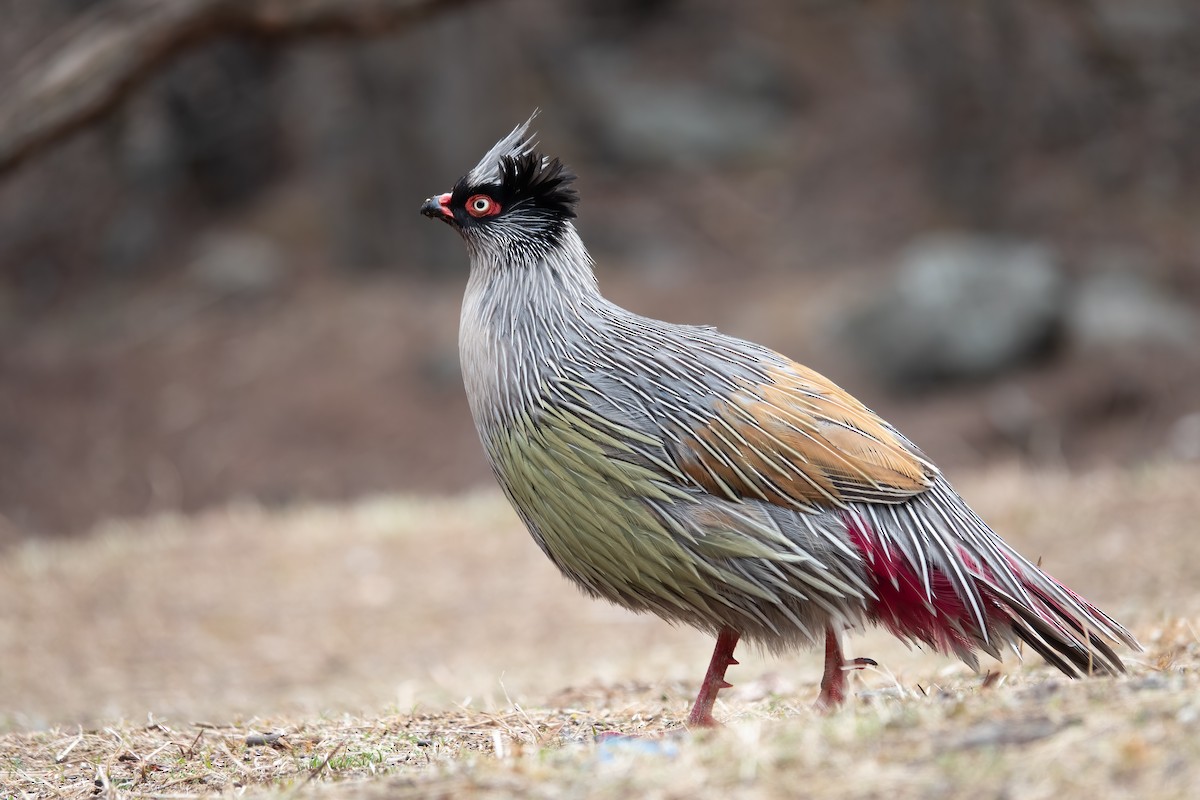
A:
[0,464,1197,797]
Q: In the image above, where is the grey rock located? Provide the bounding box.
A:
[1066,268,1197,350]
[601,86,780,164]
[188,231,286,298]
[840,233,1066,387]
[572,46,791,166]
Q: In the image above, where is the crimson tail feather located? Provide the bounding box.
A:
[846,476,1140,680]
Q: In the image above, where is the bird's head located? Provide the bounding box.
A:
[420,113,579,259]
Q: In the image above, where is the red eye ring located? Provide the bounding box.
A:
[466,194,501,218]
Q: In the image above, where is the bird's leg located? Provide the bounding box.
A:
[686,627,741,727]
[815,627,876,711]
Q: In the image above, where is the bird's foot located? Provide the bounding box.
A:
[686,627,740,727]
[686,682,732,728]
[815,657,877,711]
[815,628,876,712]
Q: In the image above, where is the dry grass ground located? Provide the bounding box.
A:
[2,463,1199,798]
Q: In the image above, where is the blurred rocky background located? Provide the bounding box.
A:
[2,0,1199,542]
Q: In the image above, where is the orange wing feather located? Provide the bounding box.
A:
[673,360,936,510]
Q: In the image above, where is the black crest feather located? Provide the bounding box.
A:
[497,153,578,220]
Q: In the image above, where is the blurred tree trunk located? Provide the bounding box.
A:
[0,0,482,177]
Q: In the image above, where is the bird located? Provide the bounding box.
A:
[420,114,1140,727]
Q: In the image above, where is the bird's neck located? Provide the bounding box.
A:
[461,224,604,333]
[459,223,607,424]
[468,222,598,294]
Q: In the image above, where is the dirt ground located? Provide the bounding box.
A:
[1,463,1198,797]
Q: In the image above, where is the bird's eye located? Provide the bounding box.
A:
[466,194,500,218]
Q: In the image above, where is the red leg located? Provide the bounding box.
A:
[686,627,740,727]
[816,627,876,711]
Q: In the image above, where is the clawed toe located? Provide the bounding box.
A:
[817,630,878,711]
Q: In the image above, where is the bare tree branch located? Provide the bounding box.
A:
[0,0,482,178]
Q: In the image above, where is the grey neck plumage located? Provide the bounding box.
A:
[458,223,607,428]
